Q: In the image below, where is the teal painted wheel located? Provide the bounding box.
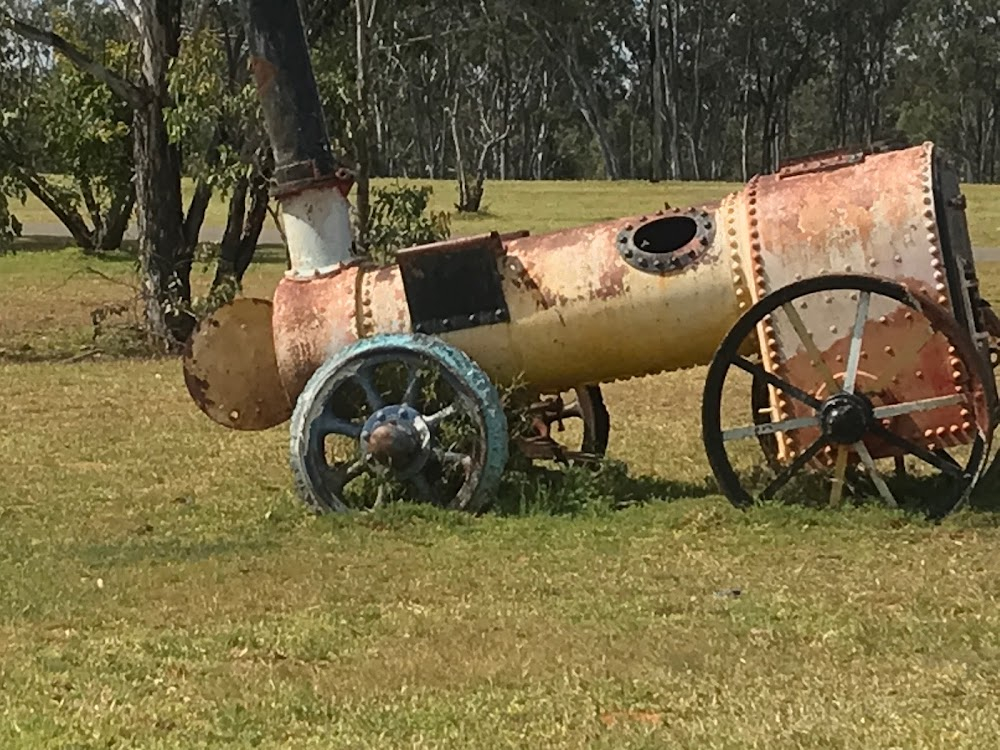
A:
[289,333,508,513]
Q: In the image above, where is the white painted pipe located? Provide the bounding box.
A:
[280,186,355,277]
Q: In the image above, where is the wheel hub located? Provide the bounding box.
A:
[820,392,874,445]
[360,405,432,478]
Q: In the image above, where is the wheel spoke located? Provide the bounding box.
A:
[829,446,849,507]
[843,291,871,394]
[853,441,897,507]
[402,365,423,407]
[870,424,967,477]
[872,394,966,420]
[723,415,820,442]
[354,368,384,411]
[782,302,841,394]
[314,411,363,439]
[426,403,459,428]
[343,459,368,483]
[438,449,473,466]
[759,437,829,500]
[372,483,388,509]
[733,356,823,409]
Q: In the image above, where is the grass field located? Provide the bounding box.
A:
[4,181,1000,747]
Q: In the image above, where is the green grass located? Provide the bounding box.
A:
[5,180,1000,747]
[4,358,1000,748]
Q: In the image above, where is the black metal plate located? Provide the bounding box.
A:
[397,233,510,335]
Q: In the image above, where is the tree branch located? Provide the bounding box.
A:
[110,0,143,36]
[1,13,146,109]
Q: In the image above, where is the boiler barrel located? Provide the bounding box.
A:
[272,203,745,398]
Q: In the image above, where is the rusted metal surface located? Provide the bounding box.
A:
[182,298,292,430]
[269,206,741,399]
[773,290,992,464]
[272,264,362,399]
[615,207,715,274]
[514,388,607,464]
[239,0,352,197]
[725,142,992,461]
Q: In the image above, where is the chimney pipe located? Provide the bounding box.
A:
[238,0,355,277]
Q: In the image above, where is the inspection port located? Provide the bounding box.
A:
[616,210,714,274]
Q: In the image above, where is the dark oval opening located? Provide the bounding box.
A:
[632,216,698,254]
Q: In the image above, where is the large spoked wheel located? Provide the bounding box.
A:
[289,334,508,514]
[703,274,995,517]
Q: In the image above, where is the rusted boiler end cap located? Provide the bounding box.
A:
[183,298,293,431]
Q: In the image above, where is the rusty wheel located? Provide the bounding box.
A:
[703,274,996,517]
[289,333,508,513]
[516,385,610,463]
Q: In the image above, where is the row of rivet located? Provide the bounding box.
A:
[357,266,377,338]
[921,142,951,309]
[921,142,972,448]
[725,194,751,311]
[745,178,795,457]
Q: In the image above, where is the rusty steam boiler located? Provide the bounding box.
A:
[184,0,1000,517]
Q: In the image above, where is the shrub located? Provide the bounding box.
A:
[363,183,450,265]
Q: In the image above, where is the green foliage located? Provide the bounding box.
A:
[364,183,451,265]
[1,9,134,249]
[164,28,263,195]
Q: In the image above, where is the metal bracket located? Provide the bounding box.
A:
[778,149,866,179]
[397,232,511,335]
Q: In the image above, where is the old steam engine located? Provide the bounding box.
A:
[183,0,1000,518]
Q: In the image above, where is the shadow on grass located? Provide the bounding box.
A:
[490,459,715,517]
[8,235,81,253]
[7,236,289,264]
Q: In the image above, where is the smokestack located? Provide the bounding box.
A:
[238,0,355,276]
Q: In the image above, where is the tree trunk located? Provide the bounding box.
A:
[210,168,268,298]
[664,0,680,179]
[132,0,191,350]
[354,0,372,248]
[133,101,191,349]
[97,183,135,251]
[18,172,95,249]
[649,0,664,182]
